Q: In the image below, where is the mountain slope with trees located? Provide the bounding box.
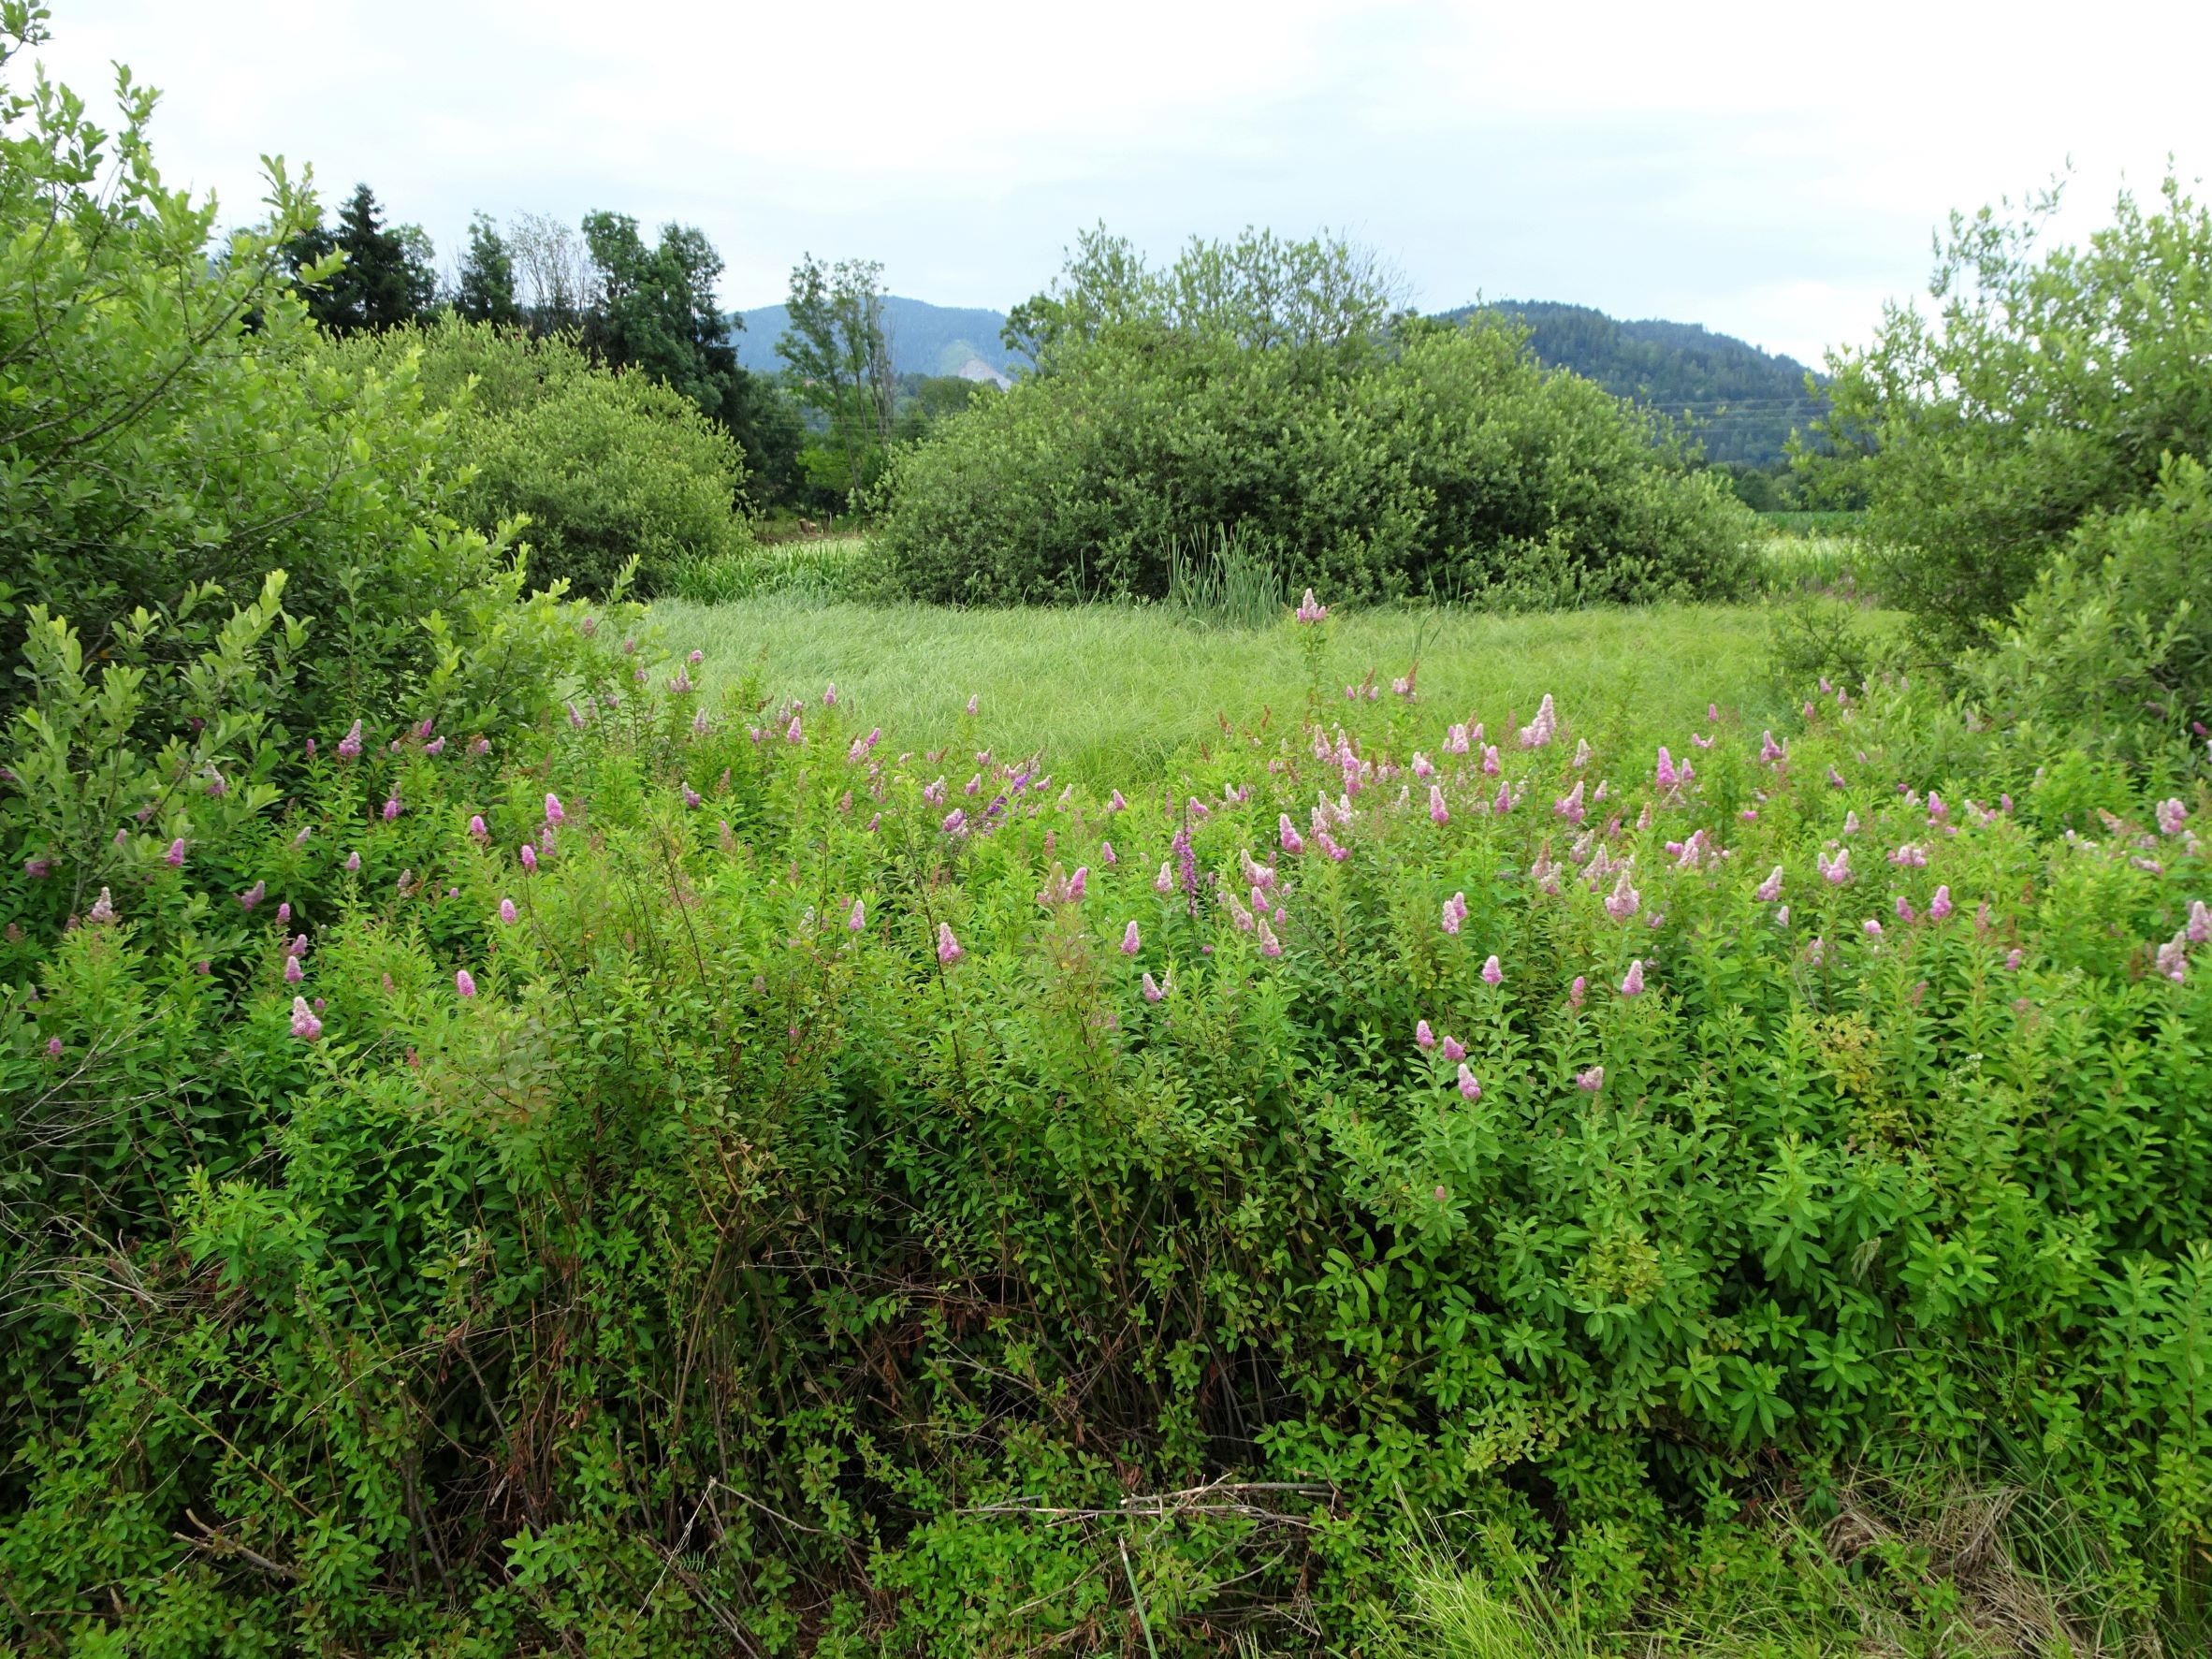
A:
[1448,298,1826,466]
[733,295,1021,380]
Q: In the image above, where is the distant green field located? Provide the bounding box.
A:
[652,594,1814,787]
[1760,508,1867,534]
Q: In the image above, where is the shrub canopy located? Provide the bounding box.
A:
[1815,172,2212,651]
[325,315,754,598]
[0,19,546,738]
[876,228,1757,607]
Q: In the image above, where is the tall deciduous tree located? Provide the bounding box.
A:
[779,255,895,499]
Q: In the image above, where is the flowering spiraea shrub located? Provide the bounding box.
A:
[1,614,2208,1652]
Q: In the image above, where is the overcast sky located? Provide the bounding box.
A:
[31,0,2212,366]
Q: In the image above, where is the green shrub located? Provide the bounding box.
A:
[0,14,528,736]
[1965,452,2212,764]
[1815,171,2212,652]
[4,602,2207,1650]
[875,232,1757,608]
[327,315,754,597]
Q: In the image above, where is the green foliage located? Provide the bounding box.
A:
[454,210,521,327]
[283,181,439,334]
[1966,452,2212,763]
[1814,170,2212,652]
[778,254,896,505]
[1162,522,1285,629]
[4,582,2208,1648]
[326,316,755,596]
[879,251,1759,608]
[0,15,530,736]
[661,534,880,606]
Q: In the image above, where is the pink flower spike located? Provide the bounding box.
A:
[284,955,303,983]
[1896,896,1915,923]
[344,851,361,874]
[1429,785,1449,826]
[1457,1064,1482,1101]
[1121,921,1141,955]
[823,681,837,706]
[469,814,488,842]
[1620,958,1645,997]
[1295,589,1329,623]
[1279,814,1304,854]
[1416,1019,1437,1052]
[1569,975,1586,1007]
[937,922,964,965]
[1101,839,1117,866]
[383,795,402,822]
[1577,1065,1605,1092]
[1155,861,1174,894]
[238,880,266,911]
[1754,866,1783,903]
[2156,798,2188,836]
[1481,954,1503,985]
[1108,789,1128,812]
[1440,1035,1465,1062]
[520,844,538,873]
[544,793,565,826]
[1929,885,1953,922]
[1256,915,1282,957]
[456,968,477,998]
[1142,970,1165,1002]
[965,694,980,716]
[290,997,322,1041]
[1068,866,1088,902]
[2187,899,2209,944]
[500,897,517,924]
[1707,704,1719,723]
[1439,898,1463,936]
[165,837,186,867]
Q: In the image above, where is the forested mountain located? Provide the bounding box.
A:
[733,296,1020,383]
[1447,299,1825,465]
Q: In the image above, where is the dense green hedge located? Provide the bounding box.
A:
[875,313,1758,608]
[327,316,755,598]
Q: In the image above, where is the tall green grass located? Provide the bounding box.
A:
[659,533,876,604]
[650,596,1800,786]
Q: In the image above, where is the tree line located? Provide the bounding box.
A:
[279,183,992,519]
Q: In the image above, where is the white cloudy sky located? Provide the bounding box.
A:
[29,0,2212,365]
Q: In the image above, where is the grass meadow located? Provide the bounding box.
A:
[653,592,1817,788]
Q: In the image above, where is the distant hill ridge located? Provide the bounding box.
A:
[1446,299,1825,466]
[729,297,1020,386]
[730,294,1823,465]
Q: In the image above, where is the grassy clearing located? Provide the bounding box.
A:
[1749,531,1873,597]
[659,532,875,603]
[651,594,1805,786]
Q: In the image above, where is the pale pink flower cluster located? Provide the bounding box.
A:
[1517,693,1558,749]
